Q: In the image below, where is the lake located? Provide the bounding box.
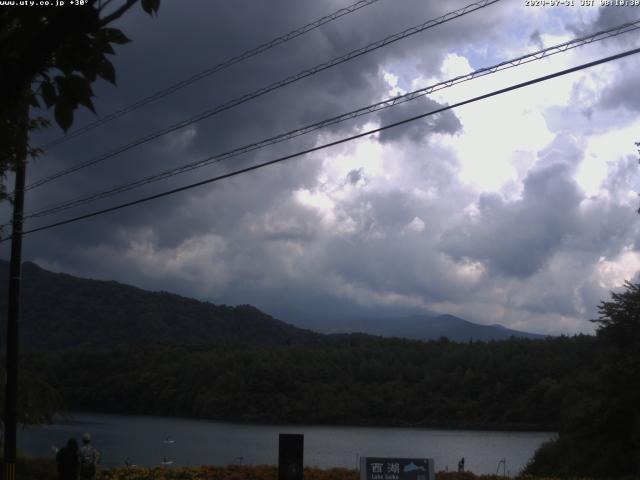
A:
[18,413,555,476]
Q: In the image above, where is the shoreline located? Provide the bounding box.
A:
[61,410,557,434]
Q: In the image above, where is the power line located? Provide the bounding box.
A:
[38,0,384,151]
[21,0,500,193]
[6,45,640,242]
[20,18,640,222]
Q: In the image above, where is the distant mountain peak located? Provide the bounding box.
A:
[290,312,547,342]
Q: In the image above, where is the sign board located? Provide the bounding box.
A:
[360,457,435,480]
[278,433,303,480]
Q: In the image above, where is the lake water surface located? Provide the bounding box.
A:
[18,413,554,476]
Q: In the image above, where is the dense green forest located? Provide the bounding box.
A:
[0,261,323,350]
[23,335,594,431]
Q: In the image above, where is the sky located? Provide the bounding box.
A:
[4,0,640,335]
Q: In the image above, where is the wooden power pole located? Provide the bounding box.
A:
[4,103,28,480]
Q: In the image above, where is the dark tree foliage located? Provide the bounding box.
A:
[0,366,67,426]
[0,0,160,201]
[23,335,596,431]
[0,262,324,350]
[525,282,640,478]
[0,0,160,425]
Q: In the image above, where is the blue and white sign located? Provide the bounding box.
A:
[360,457,435,480]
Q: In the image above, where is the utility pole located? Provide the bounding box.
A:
[4,102,28,480]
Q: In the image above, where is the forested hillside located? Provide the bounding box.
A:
[24,335,595,430]
[0,260,598,433]
[0,261,321,350]
[0,261,544,349]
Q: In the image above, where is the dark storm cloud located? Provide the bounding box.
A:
[529,30,544,49]
[367,190,417,227]
[441,135,585,278]
[566,5,640,115]
[346,167,365,185]
[377,96,462,144]
[572,5,633,34]
[569,154,640,257]
[11,0,632,335]
[601,154,638,199]
[16,0,495,262]
[597,64,640,113]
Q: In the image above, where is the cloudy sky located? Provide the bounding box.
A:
[4,0,640,335]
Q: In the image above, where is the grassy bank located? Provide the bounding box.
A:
[9,458,600,480]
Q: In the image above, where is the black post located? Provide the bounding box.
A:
[4,121,27,480]
[278,433,304,480]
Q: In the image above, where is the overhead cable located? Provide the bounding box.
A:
[21,18,640,221]
[6,45,640,241]
[38,0,384,150]
[22,0,500,193]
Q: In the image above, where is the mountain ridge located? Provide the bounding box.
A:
[0,260,547,349]
[0,260,323,350]
[290,312,546,341]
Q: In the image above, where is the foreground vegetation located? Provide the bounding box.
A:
[523,282,640,478]
[9,458,603,480]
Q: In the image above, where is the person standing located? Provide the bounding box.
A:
[78,433,100,480]
[56,438,78,480]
